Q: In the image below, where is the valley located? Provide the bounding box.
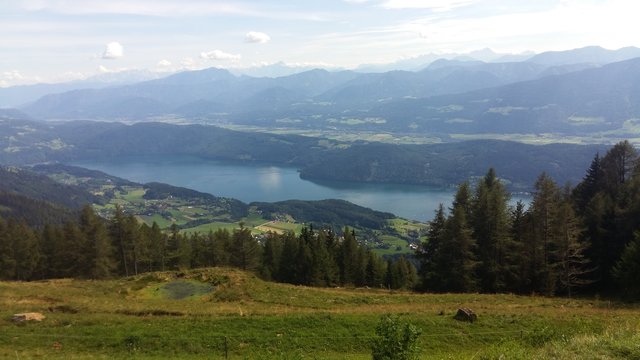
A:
[3,33,640,360]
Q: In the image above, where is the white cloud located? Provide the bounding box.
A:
[97,65,123,73]
[0,70,43,87]
[2,70,24,81]
[200,50,241,61]
[245,31,271,44]
[157,59,172,67]
[102,42,123,59]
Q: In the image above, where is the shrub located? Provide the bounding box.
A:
[371,314,421,360]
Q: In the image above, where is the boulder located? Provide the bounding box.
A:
[12,312,46,322]
[453,308,477,323]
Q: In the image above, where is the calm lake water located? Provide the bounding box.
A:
[72,155,527,221]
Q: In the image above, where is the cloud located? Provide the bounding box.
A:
[200,50,241,61]
[245,31,271,44]
[157,59,172,67]
[102,42,123,59]
[0,70,43,87]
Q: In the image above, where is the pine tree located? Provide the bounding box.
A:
[439,204,477,292]
[260,232,283,280]
[417,204,446,291]
[109,206,134,276]
[229,223,261,271]
[530,173,562,295]
[339,227,359,285]
[601,140,638,195]
[210,228,231,267]
[471,168,513,293]
[78,206,116,278]
[279,231,300,283]
[612,231,640,299]
[508,201,528,292]
[554,188,592,296]
[573,153,605,213]
[0,218,16,279]
[365,251,386,288]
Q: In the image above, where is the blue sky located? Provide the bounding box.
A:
[1,0,639,86]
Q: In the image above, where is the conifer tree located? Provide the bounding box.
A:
[440,204,477,292]
[530,173,561,295]
[612,231,640,299]
[229,223,261,271]
[554,187,592,296]
[471,168,513,292]
[508,201,528,292]
[339,227,359,285]
[210,228,231,267]
[417,204,446,291]
[260,232,283,280]
[0,218,16,279]
[79,206,116,279]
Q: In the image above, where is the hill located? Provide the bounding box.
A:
[0,119,608,189]
[1,267,638,359]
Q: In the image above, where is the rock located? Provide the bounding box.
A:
[12,312,46,322]
[454,308,477,323]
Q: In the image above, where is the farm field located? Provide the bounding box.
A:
[1,268,639,359]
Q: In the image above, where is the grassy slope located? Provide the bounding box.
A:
[1,268,639,359]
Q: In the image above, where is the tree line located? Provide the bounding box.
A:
[0,206,416,289]
[416,141,640,298]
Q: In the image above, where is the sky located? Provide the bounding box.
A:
[2,0,640,87]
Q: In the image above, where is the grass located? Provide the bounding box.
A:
[373,235,412,255]
[1,268,639,359]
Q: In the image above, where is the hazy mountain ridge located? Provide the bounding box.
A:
[371,57,640,134]
[17,46,640,138]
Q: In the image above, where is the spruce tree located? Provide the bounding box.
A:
[554,188,592,296]
[440,204,477,292]
[0,218,16,279]
[612,231,640,299]
[229,223,261,271]
[417,204,446,291]
[471,168,513,293]
[530,173,561,295]
[79,206,116,279]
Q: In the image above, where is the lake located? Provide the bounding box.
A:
[71,155,528,221]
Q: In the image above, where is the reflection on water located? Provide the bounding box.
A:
[258,167,283,192]
[71,155,529,221]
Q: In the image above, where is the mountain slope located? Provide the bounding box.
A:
[372,57,640,134]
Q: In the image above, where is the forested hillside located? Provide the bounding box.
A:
[417,141,640,298]
[1,118,607,189]
[0,205,416,289]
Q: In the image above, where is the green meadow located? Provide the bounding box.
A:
[1,268,638,359]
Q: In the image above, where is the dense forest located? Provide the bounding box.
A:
[0,206,417,290]
[417,140,640,298]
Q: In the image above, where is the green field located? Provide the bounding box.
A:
[1,268,639,359]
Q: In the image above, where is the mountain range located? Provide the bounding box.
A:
[4,46,640,140]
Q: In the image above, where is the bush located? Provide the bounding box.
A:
[371,314,421,360]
